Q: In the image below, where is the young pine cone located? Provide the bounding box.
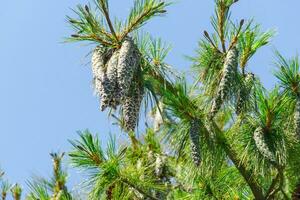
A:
[236,73,255,115]
[294,97,300,140]
[91,46,115,111]
[117,37,140,100]
[91,46,109,78]
[189,119,201,166]
[210,47,238,118]
[253,127,276,164]
[106,50,121,109]
[122,79,144,132]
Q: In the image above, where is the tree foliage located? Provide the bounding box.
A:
[1,0,300,199]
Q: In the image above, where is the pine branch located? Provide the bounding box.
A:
[120,0,168,40]
[69,130,105,169]
[211,121,265,200]
[215,0,238,52]
[145,55,265,198]
[238,21,275,70]
[227,19,244,53]
[204,31,222,53]
[94,1,118,41]
[265,171,280,199]
[121,178,160,200]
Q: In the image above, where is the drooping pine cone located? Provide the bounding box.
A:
[210,46,238,118]
[253,127,276,164]
[122,76,144,132]
[117,37,141,100]
[189,119,201,166]
[236,72,255,115]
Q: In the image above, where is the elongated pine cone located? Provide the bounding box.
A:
[117,37,140,100]
[253,127,276,164]
[189,119,201,166]
[294,97,300,139]
[122,77,144,132]
[210,47,238,118]
[91,46,115,111]
[236,73,255,115]
[106,50,121,109]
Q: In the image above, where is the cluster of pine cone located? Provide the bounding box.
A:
[91,37,143,132]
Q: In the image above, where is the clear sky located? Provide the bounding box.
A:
[1,0,300,194]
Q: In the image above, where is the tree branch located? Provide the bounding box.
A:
[146,61,265,199]
[265,172,280,199]
[211,121,265,200]
[121,178,159,200]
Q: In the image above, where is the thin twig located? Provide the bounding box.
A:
[204,31,221,53]
[227,19,244,52]
[99,0,118,42]
[217,2,227,53]
[121,178,159,200]
[120,4,164,40]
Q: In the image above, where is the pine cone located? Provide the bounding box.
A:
[117,37,140,100]
[189,119,201,166]
[210,47,238,118]
[91,46,106,78]
[122,77,144,132]
[292,182,300,200]
[91,46,115,111]
[236,73,255,115]
[294,97,300,139]
[253,127,276,163]
[106,50,121,109]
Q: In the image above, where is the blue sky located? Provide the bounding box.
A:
[1,0,300,194]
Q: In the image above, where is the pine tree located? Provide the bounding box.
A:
[2,0,300,199]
